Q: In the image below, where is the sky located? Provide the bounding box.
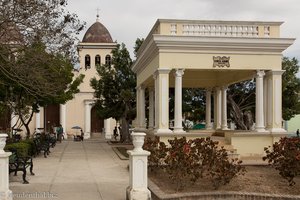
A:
[66,0,300,61]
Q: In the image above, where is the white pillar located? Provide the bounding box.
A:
[84,101,92,139]
[255,70,266,132]
[138,86,146,129]
[173,69,185,133]
[60,104,66,138]
[154,69,172,134]
[136,86,140,128]
[221,86,229,130]
[104,118,112,140]
[214,88,222,129]
[0,134,13,200]
[153,74,158,130]
[126,132,151,200]
[205,89,212,129]
[35,110,41,129]
[148,88,154,129]
[265,70,285,132]
[263,77,268,128]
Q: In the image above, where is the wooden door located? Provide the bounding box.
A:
[44,104,60,133]
[91,106,104,133]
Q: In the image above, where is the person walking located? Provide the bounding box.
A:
[296,129,299,137]
[56,124,63,143]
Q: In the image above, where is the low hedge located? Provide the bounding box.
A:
[4,139,36,157]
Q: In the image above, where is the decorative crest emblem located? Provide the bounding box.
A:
[213,56,230,68]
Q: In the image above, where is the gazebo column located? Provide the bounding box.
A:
[138,85,146,129]
[173,69,185,133]
[214,87,222,130]
[221,86,229,130]
[148,88,155,129]
[263,77,268,128]
[154,69,172,134]
[60,104,66,137]
[265,70,285,132]
[255,70,266,132]
[205,89,212,129]
[84,101,92,139]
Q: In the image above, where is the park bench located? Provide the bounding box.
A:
[33,134,51,158]
[9,151,35,184]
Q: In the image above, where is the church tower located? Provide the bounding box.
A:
[64,15,117,139]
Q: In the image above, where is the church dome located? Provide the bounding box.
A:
[82,21,113,43]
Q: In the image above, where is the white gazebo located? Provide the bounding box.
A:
[132,19,295,159]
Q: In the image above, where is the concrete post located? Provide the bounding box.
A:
[0,134,12,200]
[126,132,151,200]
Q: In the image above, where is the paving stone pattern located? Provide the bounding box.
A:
[9,134,129,200]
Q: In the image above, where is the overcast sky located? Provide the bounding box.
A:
[67,0,299,60]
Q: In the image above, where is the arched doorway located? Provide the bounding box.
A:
[91,106,104,133]
[44,104,60,133]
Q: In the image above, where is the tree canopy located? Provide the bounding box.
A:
[91,43,135,142]
[282,57,300,120]
[0,0,85,135]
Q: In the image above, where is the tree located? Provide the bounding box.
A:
[91,43,135,142]
[0,0,85,136]
[228,57,300,129]
[227,80,256,130]
[0,0,85,98]
[169,88,206,123]
[282,57,300,120]
[1,41,84,136]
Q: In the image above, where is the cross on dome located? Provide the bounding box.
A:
[96,8,100,22]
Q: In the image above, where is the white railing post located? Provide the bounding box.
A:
[0,134,12,200]
[126,132,151,200]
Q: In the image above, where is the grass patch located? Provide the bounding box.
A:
[112,147,132,160]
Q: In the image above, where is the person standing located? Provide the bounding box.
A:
[57,124,63,143]
[297,129,299,137]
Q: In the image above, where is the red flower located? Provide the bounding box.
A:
[183,144,191,154]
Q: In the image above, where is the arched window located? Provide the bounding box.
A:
[95,55,101,66]
[105,55,111,66]
[85,55,91,70]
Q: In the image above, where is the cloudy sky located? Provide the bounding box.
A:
[67,0,299,60]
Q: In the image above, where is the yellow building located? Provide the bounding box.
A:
[30,16,117,139]
[132,19,295,159]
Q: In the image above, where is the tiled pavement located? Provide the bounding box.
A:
[9,134,129,200]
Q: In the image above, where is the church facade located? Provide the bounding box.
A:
[19,18,117,139]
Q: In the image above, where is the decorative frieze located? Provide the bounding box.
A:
[213,56,230,68]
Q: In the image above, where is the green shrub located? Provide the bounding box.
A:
[263,137,300,186]
[145,136,245,191]
[5,142,31,157]
[21,139,37,156]
[165,137,198,191]
[143,136,168,172]
[193,138,245,189]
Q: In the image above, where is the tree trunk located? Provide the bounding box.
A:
[120,117,130,143]
[228,95,248,130]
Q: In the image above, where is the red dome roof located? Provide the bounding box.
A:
[82,21,113,43]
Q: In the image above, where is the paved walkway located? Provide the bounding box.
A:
[9,134,129,200]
